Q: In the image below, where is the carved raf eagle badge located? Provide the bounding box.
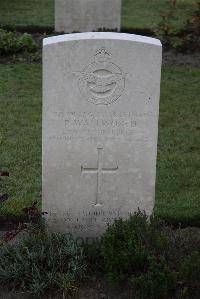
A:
[77,48,125,105]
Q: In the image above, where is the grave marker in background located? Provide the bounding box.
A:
[55,0,121,33]
[43,32,162,239]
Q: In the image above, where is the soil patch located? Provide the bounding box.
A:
[162,50,200,68]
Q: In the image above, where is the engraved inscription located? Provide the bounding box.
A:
[48,209,124,227]
[77,48,125,105]
[81,147,118,206]
[49,110,144,143]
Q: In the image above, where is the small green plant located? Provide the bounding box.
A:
[16,32,36,52]
[0,29,36,55]
[0,229,86,297]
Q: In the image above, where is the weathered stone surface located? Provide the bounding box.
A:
[42,32,162,239]
[55,0,121,33]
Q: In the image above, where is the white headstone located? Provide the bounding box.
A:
[55,0,121,33]
[43,32,162,240]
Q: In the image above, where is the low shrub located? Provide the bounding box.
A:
[101,211,168,283]
[0,229,86,297]
[101,211,200,299]
[155,0,200,51]
[0,29,36,55]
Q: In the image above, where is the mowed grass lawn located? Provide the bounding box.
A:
[0,64,199,225]
[0,0,196,31]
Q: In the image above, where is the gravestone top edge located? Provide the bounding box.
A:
[43,32,162,47]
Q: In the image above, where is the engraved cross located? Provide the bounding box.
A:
[81,147,118,206]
